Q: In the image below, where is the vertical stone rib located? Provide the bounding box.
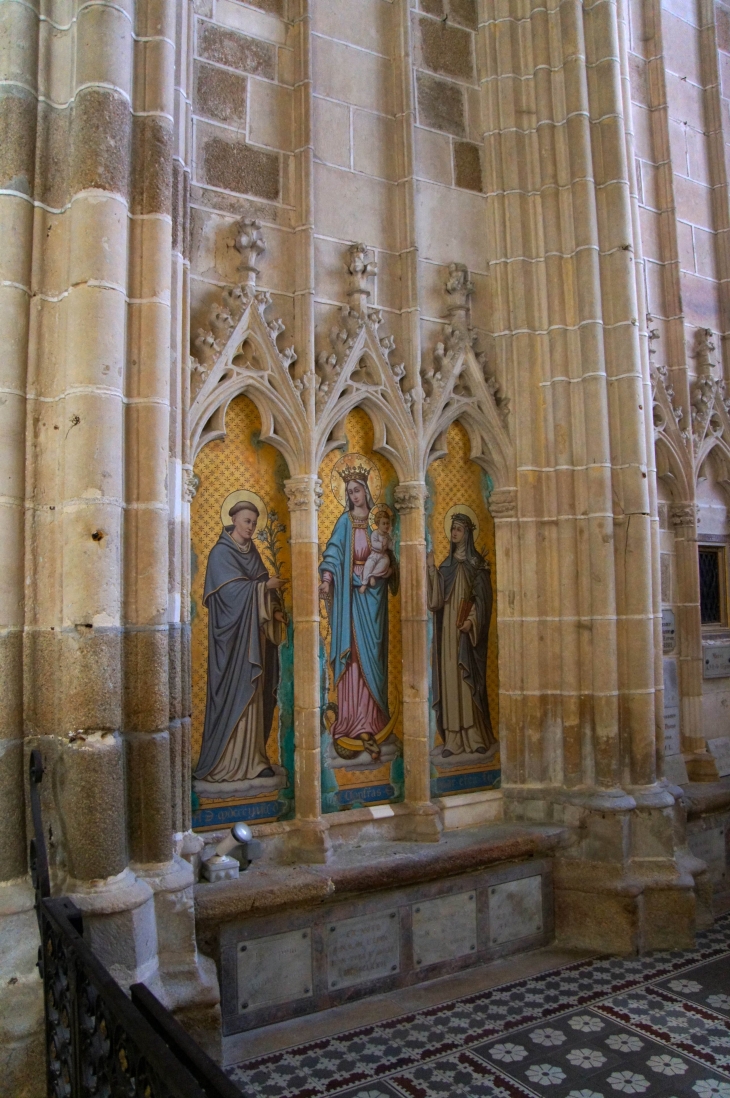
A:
[169,0,193,840]
[700,0,730,379]
[617,0,665,780]
[124,0,176,866]
[0,0,38,881]
[584,0,658,793]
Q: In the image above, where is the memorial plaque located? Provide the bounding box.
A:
[703,643,730,678]
[663,658,681,756]
[412,891,477,968]
[236,929,312,1013]
[708,736,730,777]
[326,910,399,990]
[660,553,671,603]
[662,608,676,653]
[489,875,542,945]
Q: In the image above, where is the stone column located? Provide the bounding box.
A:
[671,503,715,773]
[0,0,42,1085]
[123,0,176,872]
[285,475,330,861]
[394,483,440,841]
[588,0,659,799]
[20,0,163,985]
[168,0,193,847]
[488,489,520,782]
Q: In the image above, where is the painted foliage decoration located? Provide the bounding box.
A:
[427,421,500,796]
[190,394,295,829]
[318,409,404,812]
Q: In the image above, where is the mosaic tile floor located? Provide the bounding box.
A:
[229,916,730,1098]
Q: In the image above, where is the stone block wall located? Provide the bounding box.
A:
[190,0,295,341]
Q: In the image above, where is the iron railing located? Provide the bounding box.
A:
[29,749,242,1098]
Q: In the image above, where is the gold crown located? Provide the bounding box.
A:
[336,462,371,485]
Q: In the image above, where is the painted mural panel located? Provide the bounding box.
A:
[427,421,500,797]
[318,408,403,812]
[190,394,294,830]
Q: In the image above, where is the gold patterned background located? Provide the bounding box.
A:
[318,408,402,792]
[190,394,292,777]
[428,421,500,773]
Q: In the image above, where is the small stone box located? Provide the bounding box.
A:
[219,860,553,1034]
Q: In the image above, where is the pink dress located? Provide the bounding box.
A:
[322,526,388,740]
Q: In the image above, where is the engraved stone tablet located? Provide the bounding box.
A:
[703,643,730,678]
[708,736,730,777]
[412,890,477,968]
[488,875,542,945]
[663,658,681,757]
[326,910,399,990]
[236,928,312,1013]
[662,608,676,653]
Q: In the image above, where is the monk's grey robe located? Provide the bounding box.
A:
[194,527,283,781]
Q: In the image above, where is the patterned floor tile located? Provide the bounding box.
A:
[650,956,730,1021]
[228,916,730,1098]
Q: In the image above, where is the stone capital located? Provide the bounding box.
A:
[488,487,517,519]
[182,466,199,502]
[670,502,697,528]
[394,482,428,514]
[284,475,323,512]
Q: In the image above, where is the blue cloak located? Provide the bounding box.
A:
[319,511,390,716]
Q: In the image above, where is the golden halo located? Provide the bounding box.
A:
[444,504,480,543]
[330,452,381,508]
[220,489,268,533]
[368,503,393,529]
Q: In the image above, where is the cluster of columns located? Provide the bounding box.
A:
[0,0,217,1084]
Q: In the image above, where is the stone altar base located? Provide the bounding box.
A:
[194,823,569,1036]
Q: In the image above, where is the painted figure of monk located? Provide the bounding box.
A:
[194,500,286,783]
[427,514,495,757]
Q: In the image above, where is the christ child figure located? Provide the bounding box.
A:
[360,508,393,592]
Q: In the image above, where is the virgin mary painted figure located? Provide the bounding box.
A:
[194,499,286,784]
[427,513,495,757]
[318,465,394,761]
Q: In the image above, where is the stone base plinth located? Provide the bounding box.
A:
[195,823,571,1035]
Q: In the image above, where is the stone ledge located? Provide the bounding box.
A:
[194,823,572,928]
[682,776,730,818]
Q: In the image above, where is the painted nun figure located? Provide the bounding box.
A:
[427,513,496,757]
[194,500,286,785]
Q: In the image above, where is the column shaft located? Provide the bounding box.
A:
[124,0,177,867]
[0,0,38,881]
[285,476,322,820]
[395,484,430,806]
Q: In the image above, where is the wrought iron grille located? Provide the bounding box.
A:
[699,547,723,624]
[29,749,243,1098]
